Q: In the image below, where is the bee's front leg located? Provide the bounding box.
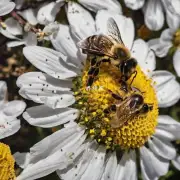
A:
[106,89,123,101]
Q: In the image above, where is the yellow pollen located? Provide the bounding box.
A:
[0,143,16,180]
[101,129,107,136]
[89,129,95,134]
[74,62,158,150]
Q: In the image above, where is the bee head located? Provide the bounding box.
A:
[126,58,137,70]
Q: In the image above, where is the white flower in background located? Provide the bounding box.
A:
[0,17,38,47]
[15,3,180,180]
[0,0,15,16]
[148,26,180,77]
[0,81,26,139]
[0,0,121,47]
[15,0,122,26]
[124,0,180,31]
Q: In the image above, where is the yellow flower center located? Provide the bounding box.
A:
[73,62,158,150]
[0,143,15,180]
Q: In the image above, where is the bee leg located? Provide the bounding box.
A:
[107,89,123,101]
[86,67,100,87]
[86,76,94,87]
[104,104,116,114]
[90,56,97,66]
[130,71,137,86]
[118,79,129,93]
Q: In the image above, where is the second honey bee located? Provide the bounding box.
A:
[77,17,137,87]
[104,89,153,128]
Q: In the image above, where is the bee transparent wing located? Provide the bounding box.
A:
[77,35,115,57]
[110,98,137,128]
[107,17,124,45]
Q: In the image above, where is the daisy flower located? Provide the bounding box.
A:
[16,5,180,180]
[148,26,180,77]
[124,0,180,31]
[0,81,26,139]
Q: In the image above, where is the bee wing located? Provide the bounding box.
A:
[77,35,116,58]
[111,98,138,128]
[107,18,124,45]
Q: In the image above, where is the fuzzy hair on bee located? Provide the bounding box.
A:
[77,17,137,87]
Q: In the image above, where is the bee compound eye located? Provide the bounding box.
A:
[129,94,144,108]
[142,104,149,113]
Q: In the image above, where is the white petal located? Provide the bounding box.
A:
[0,27,20,40]
[43,22,59,38]
[23,32,37,46]
[159,28,174,45]
[173,49,180,76]
[140,146,169,180]
[51,24,83,67]
[124,0,145,10]
[143,0,164,31]
[17,131,86,180]
[0,116,20,139]
[58,141,98,180]
[148,38,172,58]
[96,10,134,50]
[67,2,95,40]
[131,39,148,63]
[154,128,176,141]
[18,8,38,26]
[17,72,75,108]
[3,100,26,117]
[37,2,63,25]
[172,155,180,170]
[17,72,72,92]
[151,70,180,107]
[7,40,25,47]
[131,39,155,73]
[158,115,180,126]
[165,9,180,30]
[114,151,137,180]
[0,100,25,139]
[4,17,23,35]
[79,146,106,180]
[79,0,122,13]
[0,1,15,16]
[156,115,180,140]
[163,0,180,16]
[103,152,117,180]
[23,46,78,79]
[14,152,31,169]
[0,81,7,106]
[148,136,176,160]
[29,122,83,164]
[23,105,79,127]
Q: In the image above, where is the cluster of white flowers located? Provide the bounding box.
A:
[0,0,180,180]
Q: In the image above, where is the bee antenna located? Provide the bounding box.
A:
[130,71,137,86]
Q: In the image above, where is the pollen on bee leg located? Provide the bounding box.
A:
[72,62,158,150]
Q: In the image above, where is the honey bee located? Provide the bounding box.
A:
[77,17,137,87]
[104,89,153,128]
